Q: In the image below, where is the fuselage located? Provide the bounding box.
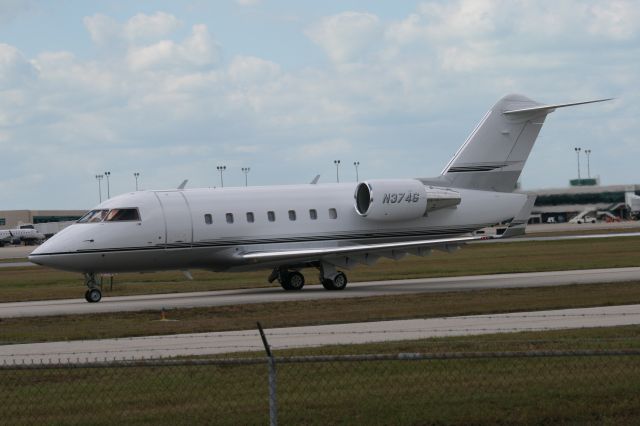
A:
[29,182,526,274]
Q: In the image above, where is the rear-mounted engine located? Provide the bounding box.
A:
[354,179,460,221]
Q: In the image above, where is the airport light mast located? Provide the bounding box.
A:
[241,167,250,187]
[334,160,341,183]
[353,161,360,182]
[217,165,226,188]
[574,147,581,180]
[95,174,103,203]
[104,171,111,199]
[133,172,140,191]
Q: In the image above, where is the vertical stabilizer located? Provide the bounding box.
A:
[436,94,610,192]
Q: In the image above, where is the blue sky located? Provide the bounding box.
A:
[0,0,638,209]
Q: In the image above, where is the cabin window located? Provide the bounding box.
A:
[204,214,212,225]
[246,212,255,223]
[288,210,297,221]
[267,211,276,222]
[105,208,141,222]
[309,209,317,220]
[226,213,234,224]
[329,208,337,219]
[78,209,108,223]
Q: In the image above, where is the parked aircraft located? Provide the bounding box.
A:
[0,225,45,247]
[29,94,610,302]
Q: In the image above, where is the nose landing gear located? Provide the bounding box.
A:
[84,273,102,303]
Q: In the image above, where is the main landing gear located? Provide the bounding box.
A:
[268,263,348,291]
[84,273,102,303]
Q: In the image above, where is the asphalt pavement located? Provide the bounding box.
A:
[2,267,640,318]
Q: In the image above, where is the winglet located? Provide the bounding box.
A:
[310,175,320,185]
[500,195,536,238]
[503,98,613,115]
[177,179,188,190]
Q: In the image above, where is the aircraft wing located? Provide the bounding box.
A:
[242,234,488,264]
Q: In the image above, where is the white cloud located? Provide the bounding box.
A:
[306,12,382,63]
[124,12,182,42]
[588,1,640,40]
[84,12,182,47]
[83,14,120,46]
[0,43,37,89]
[228,55,280,84]
[127,24,220,71]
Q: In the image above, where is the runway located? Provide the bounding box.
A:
[2,267,640,318]
[2,304,640,364]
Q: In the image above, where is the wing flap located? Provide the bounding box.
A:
[241,234,486,263]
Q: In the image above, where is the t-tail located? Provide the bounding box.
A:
[435,94,611,192]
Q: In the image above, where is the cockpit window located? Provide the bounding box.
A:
[77,209,108,223]
[105,208,141,222]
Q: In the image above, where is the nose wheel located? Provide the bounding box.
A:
[84,273,102,303]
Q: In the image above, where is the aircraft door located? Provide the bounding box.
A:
[155,191,193,245]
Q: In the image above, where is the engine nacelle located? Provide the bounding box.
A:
[354,179,429,222]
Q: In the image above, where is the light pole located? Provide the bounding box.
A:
[584,149,592,179]
[133,172,140,191]
[574,147,581,181]
[241,167,250,187]
[353,161,360,182]
[334,160,341,183]
[104,171,111,199]
[95,174,103,203]
[217,165,226,188]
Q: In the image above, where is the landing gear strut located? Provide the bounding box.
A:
[269,267,305,291]
[84,273,102,303]
[267,263,348,291]
[319,263,348,290]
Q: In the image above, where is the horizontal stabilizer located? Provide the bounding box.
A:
[503,98,612,115]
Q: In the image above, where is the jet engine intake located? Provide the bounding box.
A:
[354,179,429,221]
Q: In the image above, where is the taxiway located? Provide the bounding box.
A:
[2,304,639,363]
[1,267,639,318]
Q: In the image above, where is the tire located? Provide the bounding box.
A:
[86,288,102,303]
[322,272,348,290]
[281,271,305,291]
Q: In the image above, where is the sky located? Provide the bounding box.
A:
[0,0,638,209]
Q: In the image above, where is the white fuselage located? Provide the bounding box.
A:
[29,182,526,274]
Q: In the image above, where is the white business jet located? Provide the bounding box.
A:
[29,94,609,303]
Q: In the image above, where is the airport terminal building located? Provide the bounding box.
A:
[525,184,640,223]
[0,210,85,230]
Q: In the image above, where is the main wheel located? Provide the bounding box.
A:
[280,271,305,291]
[322,272,348,290]
[86,288,102,303]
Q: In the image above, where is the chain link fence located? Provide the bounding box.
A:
[2,350,640,425]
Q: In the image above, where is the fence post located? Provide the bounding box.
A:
[257,322,277,426]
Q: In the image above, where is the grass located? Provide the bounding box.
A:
[3,281,640,344]
[2,236,640,303]
[3,326,640,425]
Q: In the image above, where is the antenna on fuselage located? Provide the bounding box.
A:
[177,179,188,190]
[310,175,320,185]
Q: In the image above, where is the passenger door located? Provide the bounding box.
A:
[155,191,193,245]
